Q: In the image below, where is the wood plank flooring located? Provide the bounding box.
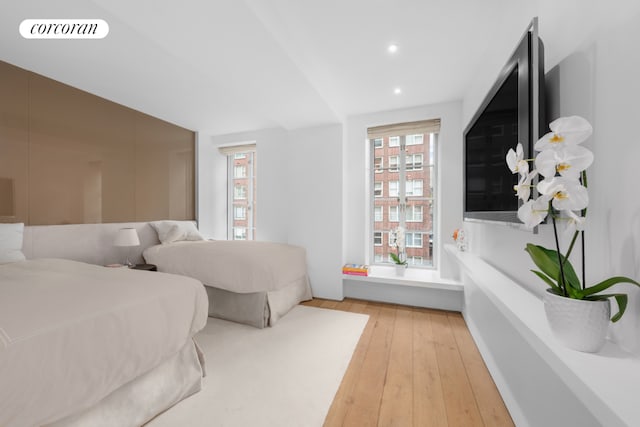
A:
[302,298,513,427]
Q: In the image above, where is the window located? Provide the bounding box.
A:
[374,182,383,197]
[234,185,247,200]
[406,134,424,145]
[389,156,399,172]
[374,206,383,222]
[408,256,424,265]
[234,165,246,178]
[234,205,246,220]
[406,205,423,222]
[389,205,399,222]
[374,231,383,246]
[220,144,257,241]
[368,118,440,269]
[406,154,423,171]
[389,181,399,197]
[374,157,383,173]
[233,227,247,240]
[406,232,423,248]
[406,180,423,197]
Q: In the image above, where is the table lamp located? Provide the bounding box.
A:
[114,227,140,267]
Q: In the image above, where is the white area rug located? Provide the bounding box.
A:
[148,305,369,427]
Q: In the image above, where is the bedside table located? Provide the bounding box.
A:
[130,263,157,272]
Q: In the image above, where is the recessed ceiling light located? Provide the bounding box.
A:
[388,44,398,53]
[394,87,402,95]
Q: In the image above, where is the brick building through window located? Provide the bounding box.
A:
[368,119,440,267]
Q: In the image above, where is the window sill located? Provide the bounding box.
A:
[343,265,462,292]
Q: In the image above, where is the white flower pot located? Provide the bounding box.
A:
[395,265,406,276]
[543,289,610,353]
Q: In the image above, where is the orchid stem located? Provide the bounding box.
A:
[564,231,580,261]
[551,206,566,296]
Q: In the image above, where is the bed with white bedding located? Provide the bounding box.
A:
[143,239,313,328]
[0,258,208,427]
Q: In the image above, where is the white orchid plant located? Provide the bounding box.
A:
[389,226,408,267]
[507,115,639,322]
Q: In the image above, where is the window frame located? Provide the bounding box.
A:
[226,148,256,240]
[369,131,438,270]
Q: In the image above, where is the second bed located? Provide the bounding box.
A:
[143,239,312,328]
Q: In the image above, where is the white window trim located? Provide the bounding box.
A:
[373,231,383,246]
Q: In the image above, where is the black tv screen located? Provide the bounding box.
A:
[463,20,544,224]
[465,65,519,214]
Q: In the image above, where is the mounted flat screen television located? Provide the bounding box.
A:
[463,18,545,224]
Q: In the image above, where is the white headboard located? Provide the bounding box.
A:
[22,222,171,266]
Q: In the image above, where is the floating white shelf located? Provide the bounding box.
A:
[445,243,640,427]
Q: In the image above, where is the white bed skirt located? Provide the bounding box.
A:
[46,340,204,427]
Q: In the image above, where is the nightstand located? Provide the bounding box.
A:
[130,263,157,272]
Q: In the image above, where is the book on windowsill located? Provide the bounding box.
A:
[342,264,369,276]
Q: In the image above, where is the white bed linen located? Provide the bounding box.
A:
[143,240,309,293]
[0,258,208,427]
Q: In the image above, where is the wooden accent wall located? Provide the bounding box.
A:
[0,60,195,225]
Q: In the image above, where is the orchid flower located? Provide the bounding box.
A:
[517,195,551,229]
[534,115,593,151]
[562,210,586,239]
[514,170,538,201]
[535,145,594,180]
[506,143,529,176]
[396,226,406,251]
[537,177,589,211]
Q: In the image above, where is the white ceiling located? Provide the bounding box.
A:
[0,0,510,135]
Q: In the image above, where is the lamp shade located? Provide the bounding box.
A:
[114,228,140,247]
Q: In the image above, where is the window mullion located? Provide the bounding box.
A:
[247,153,254,240]
[399,135,407,230]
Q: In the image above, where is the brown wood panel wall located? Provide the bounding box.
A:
[0,60,195,225]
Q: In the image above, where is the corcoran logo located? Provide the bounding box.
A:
[19,19,109,39]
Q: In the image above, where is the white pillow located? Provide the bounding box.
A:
[150,221,204,244]
[0,223,26,264]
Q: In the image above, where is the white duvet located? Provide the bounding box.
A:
[143,240,309,294]
[0,258,208,427]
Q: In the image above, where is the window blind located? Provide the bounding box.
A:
[367,118,441,140]
[218,143,256,156]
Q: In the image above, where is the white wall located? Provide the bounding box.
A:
[198,128,289,242]
[463,0,640,354]
[343,101,463,279]
[288,124,343,300]
[198,124,344,300]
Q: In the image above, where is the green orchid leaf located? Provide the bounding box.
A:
[611,294,628,322]
[389,252,406,266]
[566,286,583,299]
[525,244,581,290]
[584,293,628,322]
[525,244,559,280]
[582,276,640,296]
[530,269,561,293]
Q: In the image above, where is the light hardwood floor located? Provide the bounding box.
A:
[302,298,514,427]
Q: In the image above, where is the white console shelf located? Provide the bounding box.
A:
[445,244,640,427]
